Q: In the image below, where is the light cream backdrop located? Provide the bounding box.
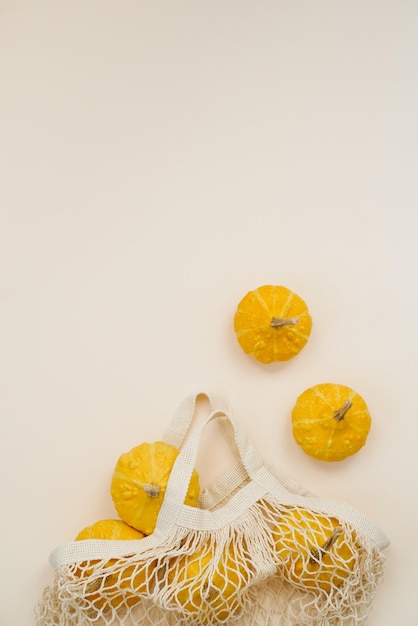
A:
[1,1,417,624]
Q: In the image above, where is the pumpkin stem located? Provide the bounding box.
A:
[270,316,300,329]
[333,399,353,422]
[202,582,215,600]
[309,526,344,563]
[142,483,161,498]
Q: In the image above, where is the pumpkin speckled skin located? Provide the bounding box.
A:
[74,519,147,610]
[111,441,200,535]
[233,285,312,363]
[169,545,249,624]
[272,508,356,592]
[292,383,372,462]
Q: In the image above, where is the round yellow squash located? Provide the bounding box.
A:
[110,441,200,535]
[291,383,372,461]
[233,284,312,363]
[74,519,147,611]
[272,507,356,592]
[168,544,249,624]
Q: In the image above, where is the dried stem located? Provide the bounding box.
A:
[309,526,344,563]
[142,483,161,498]
[333,399,353,422]
[270,316,300,329]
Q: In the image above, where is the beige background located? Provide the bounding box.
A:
[1,1,417,624]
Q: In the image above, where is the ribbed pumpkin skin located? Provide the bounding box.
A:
[292,383,371,461]
[272,508,356,592]
[76,519,145,541]
[110,441,200,535]
[234,285,312,363]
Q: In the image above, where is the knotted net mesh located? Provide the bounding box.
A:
[36,496,385,626]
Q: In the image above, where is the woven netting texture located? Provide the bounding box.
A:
[36,497,385,626]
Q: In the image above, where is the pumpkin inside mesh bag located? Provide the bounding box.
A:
[36,392,389,626]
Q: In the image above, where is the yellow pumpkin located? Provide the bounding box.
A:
[74,519,148,611]
[291,383,372,462]
[168,544,249,624]
[272,508,356,592]
[233,284,312,363]
[110,441,200,535]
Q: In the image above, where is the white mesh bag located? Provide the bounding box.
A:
[36,392,389,626]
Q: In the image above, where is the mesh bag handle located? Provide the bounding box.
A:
[161,391,231,449]
[155,395,265,534]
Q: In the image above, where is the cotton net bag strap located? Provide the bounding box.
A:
[155,393,265,536]
[161,391,231,449]
[162,392,321,508]
[162,392,253,511]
